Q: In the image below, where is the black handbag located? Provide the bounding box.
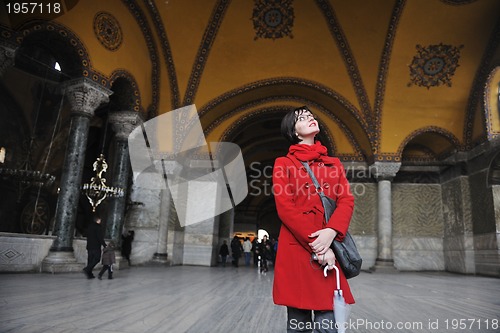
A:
[301,161,362,279]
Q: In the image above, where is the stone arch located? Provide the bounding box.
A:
[398,126,462,162]
[110,71,143,114]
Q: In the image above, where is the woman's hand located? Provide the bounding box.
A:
[316,248,336,268]
[308,228,337,255]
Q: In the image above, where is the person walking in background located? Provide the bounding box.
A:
[121,230,135,266]
[230,235,243,267]
[83,215,107,279]
[259,235,272,273]
[98,240,116,280]
[272,106,355,332]
[242,237,252,267]
[252,238,259,266]
[219,240,229,267]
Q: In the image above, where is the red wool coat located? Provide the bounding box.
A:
[272,142,355,310]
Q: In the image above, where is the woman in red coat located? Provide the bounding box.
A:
[272,106,355,332]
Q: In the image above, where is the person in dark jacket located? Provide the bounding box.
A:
[98,240,116,280]
[83,215,107,279]
[219,240,229,267]
[259,235,272,273]
[230,236,243,267]
[121,230,135,266]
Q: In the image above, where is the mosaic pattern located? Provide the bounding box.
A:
[252,0,294,40]
[408,43,464,89]
[144,0,181,108]
[374,0,405,158]
[315,0,372,122]
[122,0,159,119]
[94,12,123,51]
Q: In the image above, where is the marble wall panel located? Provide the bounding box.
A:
[441,177,472,237]
[182,244,216,266]
[0,233,54,272]
[72,238,87,263]
[126,186,162,229]
[469,171,496,234]
[183,218,219,266]
[474,233,500,276]
[393,184,444,237]
[353,235,377,270]
[128,228,160,265]
[492,185,500,232]
[393,237,445,271]
[349,183,376,236]
[443,234,476,273]
[167,230,185,266]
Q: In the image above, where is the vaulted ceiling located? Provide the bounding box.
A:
[2,0,500,163]
[1,0,500,233]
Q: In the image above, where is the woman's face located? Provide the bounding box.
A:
[294,110,319,141]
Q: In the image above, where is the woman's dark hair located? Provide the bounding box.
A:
[280,105,315,144]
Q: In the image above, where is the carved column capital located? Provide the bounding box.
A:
[60,78,113,118]
[370,162,401,181]
[0,42,16,76]
[108,111,143,140]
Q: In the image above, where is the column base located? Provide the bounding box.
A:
[151,252,169,265]
[41,251,83,274]
[370,258,398,273]
[113,254,130,270]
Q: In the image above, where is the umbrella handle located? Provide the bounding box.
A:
[323,263,341,290]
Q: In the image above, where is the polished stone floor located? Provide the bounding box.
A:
[1,264,499,333]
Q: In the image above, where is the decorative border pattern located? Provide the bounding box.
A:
[93,12,123,51]
[252,0,294,40]
[214,105,337,156]
[176,0,230,153]
[110,70,142,114]
[199,77,369,129]
[183,0,230,105]
[373,0,406,159]
[440,0,477,5]
[315,0,372,122]
[197,79,367,161]
[122,0,160,119]
[144,0,181,109]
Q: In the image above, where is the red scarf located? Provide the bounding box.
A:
[288,141,335,164]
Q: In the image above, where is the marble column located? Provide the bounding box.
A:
[0,42,16,76]
[152,161,176,264]
[106,111,142,242]
[370,161,401,272]
[105,111,142,269]
[42,78,112,273]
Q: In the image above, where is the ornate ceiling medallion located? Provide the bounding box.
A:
[408,43,464,89]
[94,12,123,51]
[252,0,294,40]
